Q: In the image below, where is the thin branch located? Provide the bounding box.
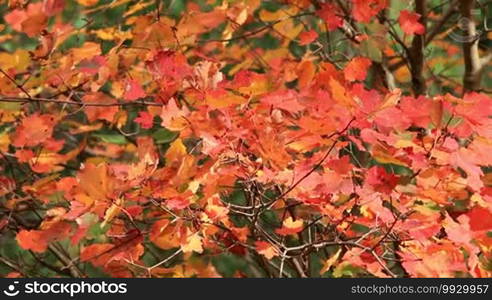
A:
[149,248,183,270]
[48,244,84,278]
[0,96,163,107]
[0,69,32,99]
[425,0,459,45]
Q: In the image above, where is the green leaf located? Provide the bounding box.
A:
[152,128,179,144]
[212,253,248,277]
[92,132,127,144]
[350,223,370,234]
[168,0,186,18]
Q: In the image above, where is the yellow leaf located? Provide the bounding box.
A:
[71,42,101,64]
[68,122,104,134]
[237,78,269,96]
[320,248,342,275]
[165,138,187,163]
[92,28,132,41]
[372,144,409,167]
[0,50,31,72]
[235,8,249,25]
[228,58,253,75]
[205,196,229,221]
[111,80,125,98]
[206,90,247,109]
[273,19,303,40]
[283,217,303,230]
[0,132,10,152]
[182,233,203,254]
[259,7,298,22]
[113,110,127,129]
[102,197,123,227]
[124,1,153,17]
[394,65,410,82]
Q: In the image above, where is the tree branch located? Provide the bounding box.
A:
[460,0,488,93]
[409,0,428,95]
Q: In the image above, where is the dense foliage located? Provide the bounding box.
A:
[1,0,492,278]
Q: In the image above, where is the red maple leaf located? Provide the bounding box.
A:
[366,166,399,194]
[299,30,319,45]
[466,206,492,231]
[316,4,343,31]
[134,111,154,129]
[399,10,425,35]
[124,79,146,102]
[352,0,387,23]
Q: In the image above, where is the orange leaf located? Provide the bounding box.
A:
[329,78,356,108]
[12,113,57,148]
[16,221,71,253]
[150,219,181,250]
[297,60,316,89]
[76,0,99,7]
[344,57,372,82]
[77,162,115,204]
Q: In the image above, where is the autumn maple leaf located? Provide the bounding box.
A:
[3,0,492,280]
[12,113,57,147]
[255,241,279,259]
[275,217,304,236]
[352,0,387,23]
[316,3,343,31]
[16,221,72,253]
[124,79,146,101]
[299,30,318,45]
[399,10,425,35]
[365,166,399,194]
[344,56,372,82]
[134,111,154,129]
